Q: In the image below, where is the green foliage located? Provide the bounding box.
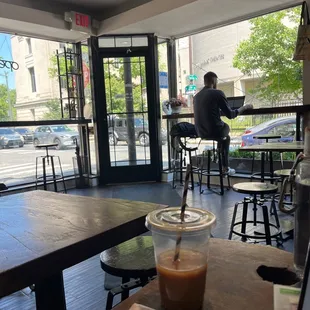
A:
[233,7,302,103]
[228,149,295,161]
[0,84,16,121]
[42,99,68,120]
[48,44,167,116]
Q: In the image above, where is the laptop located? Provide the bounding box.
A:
[227,96,245,110]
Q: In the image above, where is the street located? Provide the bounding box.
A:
[0,141,170,186]
[0,137,241,186]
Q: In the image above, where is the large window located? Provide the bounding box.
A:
[29,67,36,92]
[0,35,94,187]
[175,5,302,172]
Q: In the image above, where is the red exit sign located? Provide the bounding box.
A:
[65,11,92,34]
[75,13,89,28]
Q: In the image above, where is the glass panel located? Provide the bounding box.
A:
[132,37,148,47]
[98,37,115,48]
[115,37,132,48]
[0,125,76,187]
[103,56,150,167]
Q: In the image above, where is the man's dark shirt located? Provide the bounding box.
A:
[194,87,238,138]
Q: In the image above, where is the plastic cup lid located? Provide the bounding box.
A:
[146,207,216,232]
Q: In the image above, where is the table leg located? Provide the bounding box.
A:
[261,152,265,183]
[269,151,274,184]
[35,271,66,310]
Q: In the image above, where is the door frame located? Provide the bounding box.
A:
[89,34,162,184]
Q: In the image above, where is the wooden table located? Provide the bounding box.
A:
[0,191,165,310]
[114,239,293,310]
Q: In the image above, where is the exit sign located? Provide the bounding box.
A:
[65,11,92,34]
[75,13,89,28]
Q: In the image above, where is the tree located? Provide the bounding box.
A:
[0,84,16,121]
[233,7,302,103]
[42,99,68,120]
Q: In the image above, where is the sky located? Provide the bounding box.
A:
[0,33,16,89]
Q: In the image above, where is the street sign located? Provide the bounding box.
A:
[159,71,168,89]
[187,74,198,81]
[185,84,197,94]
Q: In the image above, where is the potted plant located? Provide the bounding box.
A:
[162,98,188,115]
[64,102,77,118]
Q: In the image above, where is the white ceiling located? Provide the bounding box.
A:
[0,0,303,42]
[99,0,302,38]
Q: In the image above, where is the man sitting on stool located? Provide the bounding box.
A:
[194,71,253,175]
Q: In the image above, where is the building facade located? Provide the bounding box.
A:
[11,36,60,121]
[177,21,265,107]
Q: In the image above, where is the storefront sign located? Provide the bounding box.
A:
[200,54,225,66]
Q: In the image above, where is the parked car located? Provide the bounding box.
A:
[14,128,34,143]
[108,118,167,146]
[0,128,24,149]
[241,116,297,147]
[33,125,79,150]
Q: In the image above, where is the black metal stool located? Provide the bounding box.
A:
[170,122,200,190]
[199,137,230,195]
[35,143,67,193]
[229,182,282,245]
[100,236,156,310]
[251,134,282,183]
[273,169,294,208]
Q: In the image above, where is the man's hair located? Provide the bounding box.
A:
[204,72,218,85]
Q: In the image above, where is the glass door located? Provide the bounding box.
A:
[94,36,162,184]
[105,56,151,167]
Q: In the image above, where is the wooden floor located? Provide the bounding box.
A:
[0,182,293,310]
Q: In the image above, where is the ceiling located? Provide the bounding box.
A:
[99,0,302,38]
[0,0,303,42]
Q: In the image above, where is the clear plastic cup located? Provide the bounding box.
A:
[146,207,216,310]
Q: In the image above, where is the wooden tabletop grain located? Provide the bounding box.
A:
[0,190,165,298]
[240,142,304,152]
[114,239,293,310]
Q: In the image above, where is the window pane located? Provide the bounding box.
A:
[132,37,148,47]
[98,37,115,48]
[115,37,131,48]
[29,67,36,93]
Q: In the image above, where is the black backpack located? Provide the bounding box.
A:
[170,122,197,138]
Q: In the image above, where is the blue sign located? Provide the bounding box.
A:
[159,71,168,89]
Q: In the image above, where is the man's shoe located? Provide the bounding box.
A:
[223,168,236,176]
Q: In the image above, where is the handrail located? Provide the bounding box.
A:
[162,105,310,119]
[0,119,91,127]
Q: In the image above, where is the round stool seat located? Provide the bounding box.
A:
[233,182,278,195]
[100,236,156,279]
[274,169,294,178]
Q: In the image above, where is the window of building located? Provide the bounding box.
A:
[29,67,36,92]
[26,38,32,54]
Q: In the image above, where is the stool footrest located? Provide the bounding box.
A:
[231,221,281,240]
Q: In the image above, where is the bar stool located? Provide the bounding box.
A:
[35,143,67,193]
[251,134,282,183]
[199,137,231,195]
[229,182,282,245]
[170,122,200,190]
[100,236,156,310]
[273,169,294,210]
